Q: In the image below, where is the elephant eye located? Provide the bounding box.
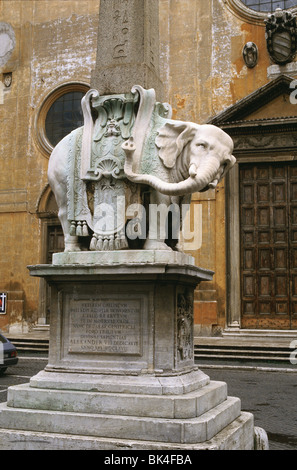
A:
[196,142,207,149]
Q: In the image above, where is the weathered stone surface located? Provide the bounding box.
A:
[7,380,227,419]
[52,249,196,266]
[0,254,258,450]
[0,412,254,450]
[29,369,210,396]
[91,0,163,99]
[0,396,241,444]
[27,256,212,376]
[0,22,16,67]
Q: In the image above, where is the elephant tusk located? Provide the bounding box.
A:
[189,163,197,178]
[208,179,219,189]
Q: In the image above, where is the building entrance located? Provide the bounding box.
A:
[240,162,297,329]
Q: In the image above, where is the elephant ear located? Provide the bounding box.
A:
[155,121,199,169]
[221,154,236,179]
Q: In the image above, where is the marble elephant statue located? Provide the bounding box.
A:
[122,117,236,250]
[48,85,235,252]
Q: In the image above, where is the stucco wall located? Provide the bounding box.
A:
[0,0,100,332]
[0,0,294,333]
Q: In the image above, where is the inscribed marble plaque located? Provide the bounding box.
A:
[68,299,141,355]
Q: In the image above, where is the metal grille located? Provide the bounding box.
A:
[241,0,297,11]
[45,91,84,147]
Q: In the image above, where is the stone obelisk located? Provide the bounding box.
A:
[91,0,163,100]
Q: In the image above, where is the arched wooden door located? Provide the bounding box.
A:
[37,185,64,325]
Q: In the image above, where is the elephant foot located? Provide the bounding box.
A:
[172,242,183,252]
[64,243,82,252]
[143,239,173,251]
[63,235,82,252]
[90,232,128,251]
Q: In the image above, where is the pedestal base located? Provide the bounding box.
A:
[0,412,254,451]
[0,369,254,450]
[0,251,267,450]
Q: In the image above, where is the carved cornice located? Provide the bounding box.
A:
[209,75,294,125]
[217,117,297,154]
[224,0,297,26]
[222,116,297,132]
[208,75,297,155]
[231,129,297,154]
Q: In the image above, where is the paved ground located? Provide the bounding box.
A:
[0,354,296,451]
[199,361,297,451]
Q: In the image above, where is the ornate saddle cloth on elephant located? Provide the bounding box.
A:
[65,86,172,250]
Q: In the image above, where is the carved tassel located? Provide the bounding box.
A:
[76,221,83,237]
[70,221,76,236]
[96,236,103,251]
[102,238,109,251]
[82,221,89,237]
[90,235,98,251]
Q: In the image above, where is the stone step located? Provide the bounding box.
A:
[194,344,293,362]
[5,337,49,354]
[0,411,255,450]
[0,396,241,444]
[223,329,297,338]
[196,353,290,362]
[29,369,210,396]
[7,381,228,420]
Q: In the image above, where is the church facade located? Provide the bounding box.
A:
[1,0,297,337]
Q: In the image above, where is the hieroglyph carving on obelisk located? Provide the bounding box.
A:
[91,0,164,99]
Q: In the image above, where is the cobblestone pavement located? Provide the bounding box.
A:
[0,355,296,450]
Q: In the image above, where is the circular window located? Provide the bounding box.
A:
[45,91,85,147]
[241,0,297,11]
[226,0,297,23]
[36,82,89,157]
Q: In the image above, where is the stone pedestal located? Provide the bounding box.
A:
[0,252,257,450]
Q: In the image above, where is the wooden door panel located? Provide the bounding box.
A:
[46,225,64,323]
[289,165,297,326]
[240,162,295,329]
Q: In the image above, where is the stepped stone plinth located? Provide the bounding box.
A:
[0,0,268,451]
[0,251,260,450]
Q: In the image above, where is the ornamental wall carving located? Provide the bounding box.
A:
[0,22,16,67]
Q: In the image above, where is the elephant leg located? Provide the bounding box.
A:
[52,182,81,252]
[143,190,173,251]
[57,205,81,252]
[48,132,82,253]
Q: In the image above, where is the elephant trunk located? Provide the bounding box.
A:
[122,138,221,196]
[127,172,198,196]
